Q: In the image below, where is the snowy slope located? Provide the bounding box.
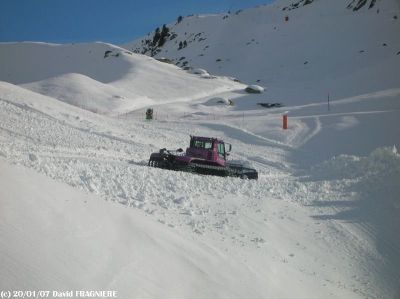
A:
[1,159,269,299]
[125,0,400,105]
[1,0,400,298]
[0,42,243,114]
[1,78,400,298]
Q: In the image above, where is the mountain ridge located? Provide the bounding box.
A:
[123,0,400,105]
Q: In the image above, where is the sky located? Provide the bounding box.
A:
[0,0,273,44]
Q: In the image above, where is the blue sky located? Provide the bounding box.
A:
[0,0,273,44]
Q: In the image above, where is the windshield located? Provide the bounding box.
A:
[191,139,212,149]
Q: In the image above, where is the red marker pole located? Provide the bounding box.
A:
[283,114,288,130]
[328,92,330,111]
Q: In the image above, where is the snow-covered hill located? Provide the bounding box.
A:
[1,0,400,298]
[1,79,399,299]
[125,0,400,105]
[0,42,242,114]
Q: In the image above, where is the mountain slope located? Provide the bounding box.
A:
[1,1,400,298]
[1,159,271,299]
[124,0,400,105]
[0,42,242,114]
[2,79,399,299]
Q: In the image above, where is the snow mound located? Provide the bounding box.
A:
[311,146,400,181]
[190,68,209,76]
[0,42,244,114]
[245,85,264,94]
[0,42,132,84]
[307,147,400,297]
[204,97,232,106]
[309,146,400,209]
[22,73,139,115]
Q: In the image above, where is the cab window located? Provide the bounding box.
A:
[217,143,225,157]
[192,140,212,149]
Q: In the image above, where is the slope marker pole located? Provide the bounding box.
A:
[328,92,330,111]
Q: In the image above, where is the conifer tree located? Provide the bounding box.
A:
[152,27,161,46]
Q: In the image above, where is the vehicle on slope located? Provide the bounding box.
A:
[148,135,258,179]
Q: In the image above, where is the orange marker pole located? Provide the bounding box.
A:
[283,115,288,130]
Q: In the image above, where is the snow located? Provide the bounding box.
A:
[246,84,265,93]
[189,68,209,76]
[203,97,232,106]
[1,78,399,298]
[1,0,400,298]
[0,159,267,298]
[125,0,400,106]
[0,42,242,115]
